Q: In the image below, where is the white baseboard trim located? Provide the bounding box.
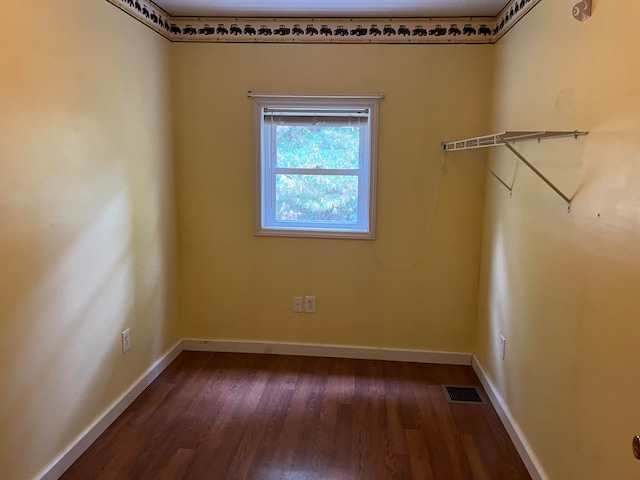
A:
[183,338,473,365]
[36,340,184,480]
[472,355,546,480]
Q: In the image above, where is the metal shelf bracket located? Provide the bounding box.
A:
[441,131,588,213]
[465,149,513,196]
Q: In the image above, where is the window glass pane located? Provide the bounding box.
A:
[276,174,358,223]
[276,125,360,169]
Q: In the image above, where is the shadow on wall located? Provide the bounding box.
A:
[0,161,175,479]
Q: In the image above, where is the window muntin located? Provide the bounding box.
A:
[253,95,379,239]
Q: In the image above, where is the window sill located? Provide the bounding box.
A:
[255,227,375,240]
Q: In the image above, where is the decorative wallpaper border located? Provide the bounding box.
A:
[106,0,541,44]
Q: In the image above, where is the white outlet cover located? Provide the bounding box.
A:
[122,329,131,353]
[293,297,303,313]
[499,335,506,359]
[304,296,316,313]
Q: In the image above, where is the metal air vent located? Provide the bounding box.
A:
[442,385,486,404]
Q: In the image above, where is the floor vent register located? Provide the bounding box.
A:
[441,385,486,404]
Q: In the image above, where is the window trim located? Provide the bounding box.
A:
[251,94,381,240]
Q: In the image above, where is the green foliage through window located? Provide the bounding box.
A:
[276,174,358,222]
[276,125,360,170]
[275,124,360,223]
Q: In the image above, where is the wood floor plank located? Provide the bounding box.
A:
[451,403,498,480]
[247,387,296,477]
[405,428,436,480]
[266,370,317,474]
[289,357,329,476]
[156,448,197,480]
[406,364,475,479]
[60,352,531,480]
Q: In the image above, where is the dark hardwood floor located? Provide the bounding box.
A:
[61,352,531,480]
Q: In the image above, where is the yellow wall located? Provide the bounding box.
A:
[16,1,632,477]
[476,0,640,477]
[0,1,179,479]
[171,43,492,352]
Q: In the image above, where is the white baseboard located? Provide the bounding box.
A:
[472,355,546,480]
[36,340,184,480]
[183,338,473,365]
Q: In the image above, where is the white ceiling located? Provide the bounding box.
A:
[155,0,510,18]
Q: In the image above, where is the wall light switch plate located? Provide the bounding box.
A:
[499,335,506,360]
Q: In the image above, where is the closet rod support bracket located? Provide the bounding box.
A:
[503,142,573,213]
[465,150,513,195]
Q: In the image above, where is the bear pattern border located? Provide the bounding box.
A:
[105,0,541,44]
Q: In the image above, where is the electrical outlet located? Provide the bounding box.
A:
[499,335,506,360]
[293,297,303,313]
[304,296,316,313]
[122,328,131,353]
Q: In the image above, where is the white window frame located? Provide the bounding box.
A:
[251,94,381,239]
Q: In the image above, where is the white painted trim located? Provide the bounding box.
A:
[35,340,184,480]
[183,338,472,365]
[472,355,547,480]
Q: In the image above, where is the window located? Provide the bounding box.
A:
[251,94,381,239]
